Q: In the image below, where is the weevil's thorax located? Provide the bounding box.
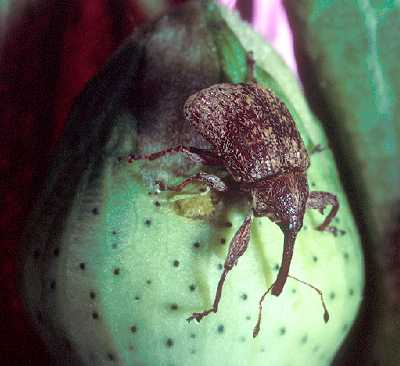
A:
[252,172,309,232]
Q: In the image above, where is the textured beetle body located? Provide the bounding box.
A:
[128,76,338,336]
[184,83,310,183]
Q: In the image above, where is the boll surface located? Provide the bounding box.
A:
[19,1,364,365]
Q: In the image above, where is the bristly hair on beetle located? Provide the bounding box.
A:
[125,51,338,337]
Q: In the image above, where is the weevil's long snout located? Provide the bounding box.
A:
[270,188,306,296]
[271,229,297,296]
[252,172,309,296]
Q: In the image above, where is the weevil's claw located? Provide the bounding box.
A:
[117,154,136,163]
[127,154,137,163]
[316,224,338,236]
[310,144,325,154]
[186,308,215,323]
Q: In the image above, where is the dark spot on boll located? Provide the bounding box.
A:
[113,268,120,275]
[112,230,117,235]
[190,333,196,339]
[189,284,196,292]
[329,292,336,300]
[217,263,223,270]
[239,336,246,343]
[273,264,279,271]
[79,262,86,270]
[220,238,226,244]
[112,243,118,249]
[291,288,297,294]
[241,293,248,300]
[128,345,134,351]
[312,255,318,263]
[311,182,316,188]
[53,248,60,257]
[193,241,201,249]
[191,349,196,354]
[301,335,308,344]
[170,304,179,311]
[107,353,115,361]
[349,288,354,296]
[33,249,41,259]
[303,225,308,230]
[217,324,224,333]
[92,208,99,215]
[154,201,161,207]
[342,323,349,332]
[135,295,140,301]
[145,219,152,226]
[173,260,180,267]
[90,291,96,299]
[279,327,286,335]
[50,280,56,290]
[343,252,350,260]
[313,345,320,353]
[130,325,137,333]
[245,315,251,320]
[92,311,99,319]
[166,338,174,348]
[146,279,152,285]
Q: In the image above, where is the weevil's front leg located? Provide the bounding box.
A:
[187,212,254,322]
[306,191,339,232]
[125,145,222,166]
[168,171,228,193]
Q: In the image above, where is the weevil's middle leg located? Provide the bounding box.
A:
[125,145,222,166]
[167,171,229,193]
[187,212,254,322]
[306,191,339,232]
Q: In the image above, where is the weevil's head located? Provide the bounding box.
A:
[252,172,309,296]
[252,172,309,234]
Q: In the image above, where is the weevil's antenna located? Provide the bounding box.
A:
[288,275,329,323]
[253,275,329,338]
[253,282,274,338]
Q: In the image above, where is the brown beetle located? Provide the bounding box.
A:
[128,55,338,335]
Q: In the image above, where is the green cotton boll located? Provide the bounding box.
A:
[19,1,364,365]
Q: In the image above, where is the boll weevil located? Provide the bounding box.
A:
[127,53,338,336]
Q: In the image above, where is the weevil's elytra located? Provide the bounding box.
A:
[126,53,339,337]
[184,83,310,183]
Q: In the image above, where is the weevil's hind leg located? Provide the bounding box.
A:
[187,212,254,323]
[168,171,229,193]
[246,51,256,83]
[123,145,222,166]
[307,191,339,232]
